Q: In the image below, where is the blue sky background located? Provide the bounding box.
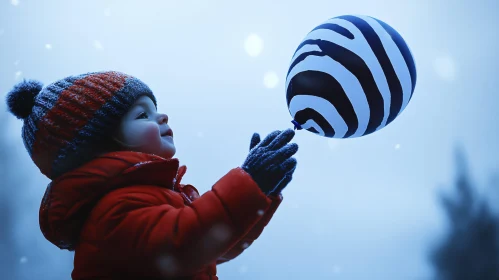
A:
[1,0,498,279]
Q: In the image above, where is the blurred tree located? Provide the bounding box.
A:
[430,148,499,280]
[0,110,20,279]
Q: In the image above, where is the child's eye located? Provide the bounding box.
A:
[136,112,148,119]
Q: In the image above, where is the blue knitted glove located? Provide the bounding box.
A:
[242,129,298,195]
[248,131,297,195]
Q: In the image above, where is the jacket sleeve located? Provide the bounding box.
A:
[93,167,272,277]
[216,193,283,265]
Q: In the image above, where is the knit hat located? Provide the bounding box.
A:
[5,71,157,180]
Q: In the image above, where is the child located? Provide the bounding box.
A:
[6,71,298,280]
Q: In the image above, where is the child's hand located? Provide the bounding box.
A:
[248,131,296,195]
[241,129,298,195]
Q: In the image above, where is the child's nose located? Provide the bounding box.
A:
[157,113,168,124]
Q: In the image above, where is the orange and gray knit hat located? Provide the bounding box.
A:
[5,71,157,180]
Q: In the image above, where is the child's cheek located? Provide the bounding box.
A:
[125,123,161,147]
[140,123,162,145]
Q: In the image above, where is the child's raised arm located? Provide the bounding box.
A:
[90,167,273,277]
[216,193,283,265]
[85,130,298,277]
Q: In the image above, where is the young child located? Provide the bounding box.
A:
[5,71,298,280]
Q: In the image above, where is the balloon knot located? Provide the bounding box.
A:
[291,120,302,130]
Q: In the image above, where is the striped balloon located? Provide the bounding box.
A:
[286,15,417,138]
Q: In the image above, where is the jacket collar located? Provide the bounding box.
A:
[39,151,183,251]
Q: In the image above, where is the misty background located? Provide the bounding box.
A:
[1,0,499,279]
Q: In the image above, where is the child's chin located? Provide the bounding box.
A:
[162,146,176,159]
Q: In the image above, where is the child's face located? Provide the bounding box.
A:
[113,95,176,159]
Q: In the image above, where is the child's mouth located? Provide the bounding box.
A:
[161,129,174,138]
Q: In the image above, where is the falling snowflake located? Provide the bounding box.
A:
[241,242,250,249]
[93,40,104,50]
[239,265,248,274]
[263,71,279,89]
[11,0,19,6]
[19,256,27,264]
[434,54,456,81]
[196,131,204,138]
[257,209,264,216]
[208,223,231,242]
[14,60,20,66]
[395,143,401,150]
[157,255,178,276]
[15,71,22,80]
[332,264,341,274]
[244,34,263,57]
[0,29,4,36]
[327,138,340,150]
[45,44,52,50]
[104,8,112,17]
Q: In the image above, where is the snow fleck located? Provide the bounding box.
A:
[434,54,456,81]
[45,44,52,50]
[395,143,401,150]
[257,209,264,216]
[19,256,28,264]
[93,40,104,50]
[104,8,112,17]
[241,242,250,249]
[14,60,20,66]
[244,34,263,57]
[15,71,22,80]
[332,264,342,274]
[0,29,4,36]
[208,223,231,243]
[11,0,19,6]
[239,265,248,274]
[157,255,178,276]
[196,131,204,138]
[201,224,232,253]
[328,139,340,150]
[263,71,279,89]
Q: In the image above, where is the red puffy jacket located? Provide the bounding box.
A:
[39,151,282,279]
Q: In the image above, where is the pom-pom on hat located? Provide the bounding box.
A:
[6,79,43,119]
[5,71,157,180]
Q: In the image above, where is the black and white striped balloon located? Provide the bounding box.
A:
[286,15,417,138]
